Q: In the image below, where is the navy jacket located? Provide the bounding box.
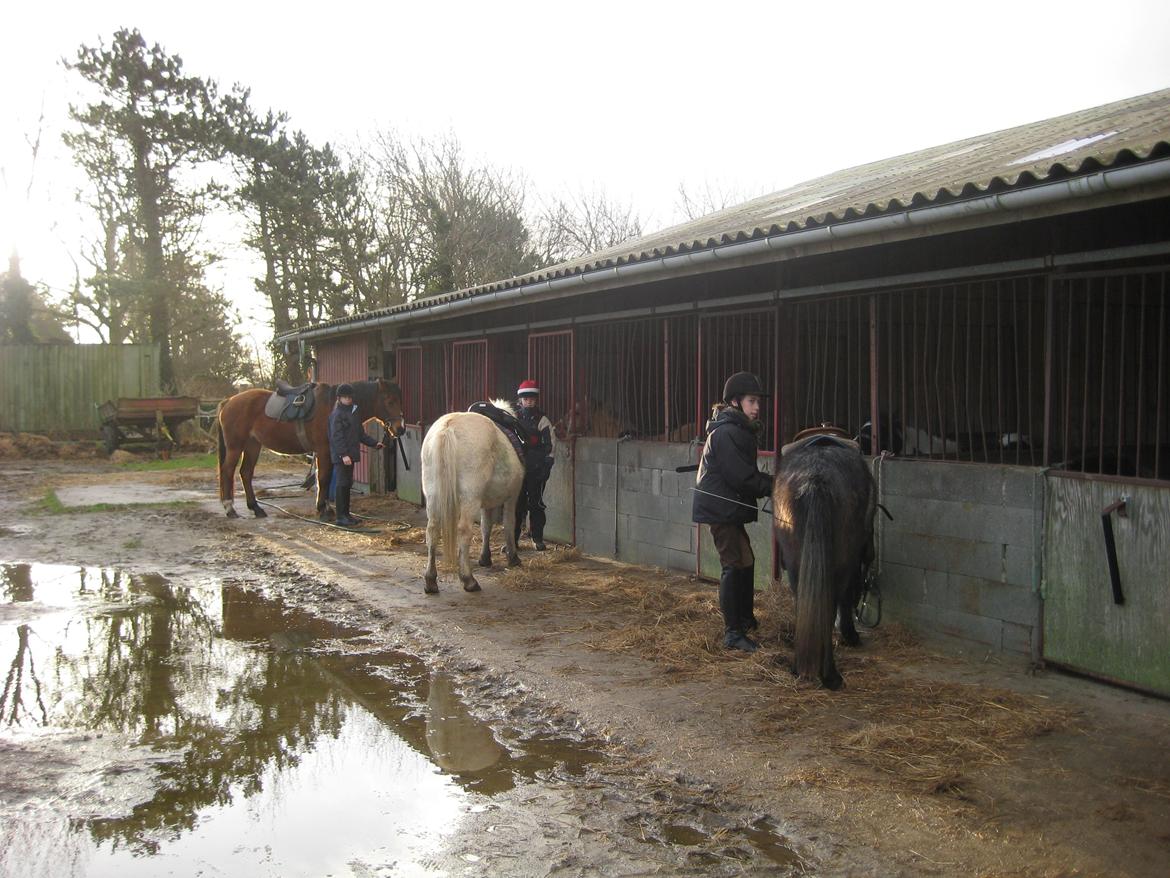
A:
[328,404,378,464]
[517,405,554,475]
[691,406,772,525]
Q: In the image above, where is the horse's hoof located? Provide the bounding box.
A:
[424,577,439,595]
[225,508,240,519]
[478,552,492,568]
[841,632,862,648]
[252,506,268,519]
[507,554,521,568]
[462,577,481,592]
[822,672,845,691]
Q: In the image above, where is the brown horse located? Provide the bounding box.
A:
[773,436,876,690]
[216,380,405,519]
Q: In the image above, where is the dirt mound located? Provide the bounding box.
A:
[0,433,106,460]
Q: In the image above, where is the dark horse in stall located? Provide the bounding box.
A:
[216,380,405,519]
[773,437,876,690]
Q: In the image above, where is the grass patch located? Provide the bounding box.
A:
[121,452,217,471]
[36,490,66,514]
[35,489,195,515]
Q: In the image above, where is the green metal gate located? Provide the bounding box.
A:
[1042,475,1170,695]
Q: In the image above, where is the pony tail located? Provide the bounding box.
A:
[794,481,834,683]
[437,424,460,568]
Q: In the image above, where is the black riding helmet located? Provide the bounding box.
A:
[336,383,355,399]
[722,371,770,403]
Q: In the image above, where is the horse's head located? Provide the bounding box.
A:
[370,379,407,438]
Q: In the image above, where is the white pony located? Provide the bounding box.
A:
[421,399,524,594]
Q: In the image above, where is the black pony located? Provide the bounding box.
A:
[773,437,876,690]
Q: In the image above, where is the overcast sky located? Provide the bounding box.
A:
[3,0,1169,343]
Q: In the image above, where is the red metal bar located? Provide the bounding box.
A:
[869,296,880,455]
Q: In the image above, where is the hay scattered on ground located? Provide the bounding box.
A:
[0,433,104,460]
[482,548,1074,796]
[334,493,1075,799]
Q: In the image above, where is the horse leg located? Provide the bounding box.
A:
[241,438,267,518]
[477,506,494,568]
[458,510,480,592]
[502,493,521,567]
[838,567,862,648]
[316,458,334,520]
[219,437,243,519]
[423,513,440,594]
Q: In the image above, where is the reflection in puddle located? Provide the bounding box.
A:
[427,671,506,774]
[0,563,605,877]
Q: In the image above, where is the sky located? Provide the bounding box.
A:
[3,0,1170,347]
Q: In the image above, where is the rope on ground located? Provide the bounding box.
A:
[254,499,380,533]
[351,512,418,530]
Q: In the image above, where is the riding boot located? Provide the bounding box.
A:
[737,566,759,633]
[530,499,547,551]
[720,566,758,653]
[335,485,356,527]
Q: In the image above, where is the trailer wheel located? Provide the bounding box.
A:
[102,425,120,455]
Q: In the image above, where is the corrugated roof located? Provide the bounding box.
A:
[290,87,1170,337]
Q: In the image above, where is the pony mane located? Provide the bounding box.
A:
[490,398,516,418]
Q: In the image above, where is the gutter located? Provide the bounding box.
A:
[281,156,1170,344]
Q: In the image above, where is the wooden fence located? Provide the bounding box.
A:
[0,344,161,433]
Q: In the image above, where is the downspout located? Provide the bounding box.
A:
[282,157,1170,344]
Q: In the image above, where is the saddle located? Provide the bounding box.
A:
[264,380,318,422]
[467,401,525,464]
[781,423,861,456]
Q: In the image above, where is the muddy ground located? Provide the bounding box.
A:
[2,454,1169,877]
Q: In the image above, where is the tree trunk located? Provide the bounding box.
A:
[132,128,174,391]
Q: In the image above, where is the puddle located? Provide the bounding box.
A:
[645,818,801,868]
[53,484,206,507]
[0,563,605,877]
[0,524,32,537]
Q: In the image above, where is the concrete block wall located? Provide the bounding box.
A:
[575,439,702,571]
[542,439,574,544]
[875,458,1044,657]
[395,425,424,506]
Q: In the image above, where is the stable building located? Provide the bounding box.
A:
[280,88,1170,697]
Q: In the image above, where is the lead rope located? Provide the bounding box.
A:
[872,450,892,579]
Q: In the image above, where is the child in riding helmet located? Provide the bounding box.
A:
[514,379,555,550]
[328,383,383,527]
[692,371,773,652]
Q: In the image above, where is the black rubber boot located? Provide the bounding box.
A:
[720,566,758,653]
[335,486,357,527]
[738,566,759,633]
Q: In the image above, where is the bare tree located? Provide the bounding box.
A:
[675,179,769,221]
[368,131,539,300]
[533,188,643,266]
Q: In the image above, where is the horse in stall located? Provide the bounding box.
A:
[216,379,405,519]
[773,429,877,690]
[421,399,525,594]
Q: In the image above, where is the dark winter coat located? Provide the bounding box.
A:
[517,405,555,477]
[691,406,772,525]
[328,403,378,464]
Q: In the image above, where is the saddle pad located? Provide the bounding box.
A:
[780,433,861,457]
